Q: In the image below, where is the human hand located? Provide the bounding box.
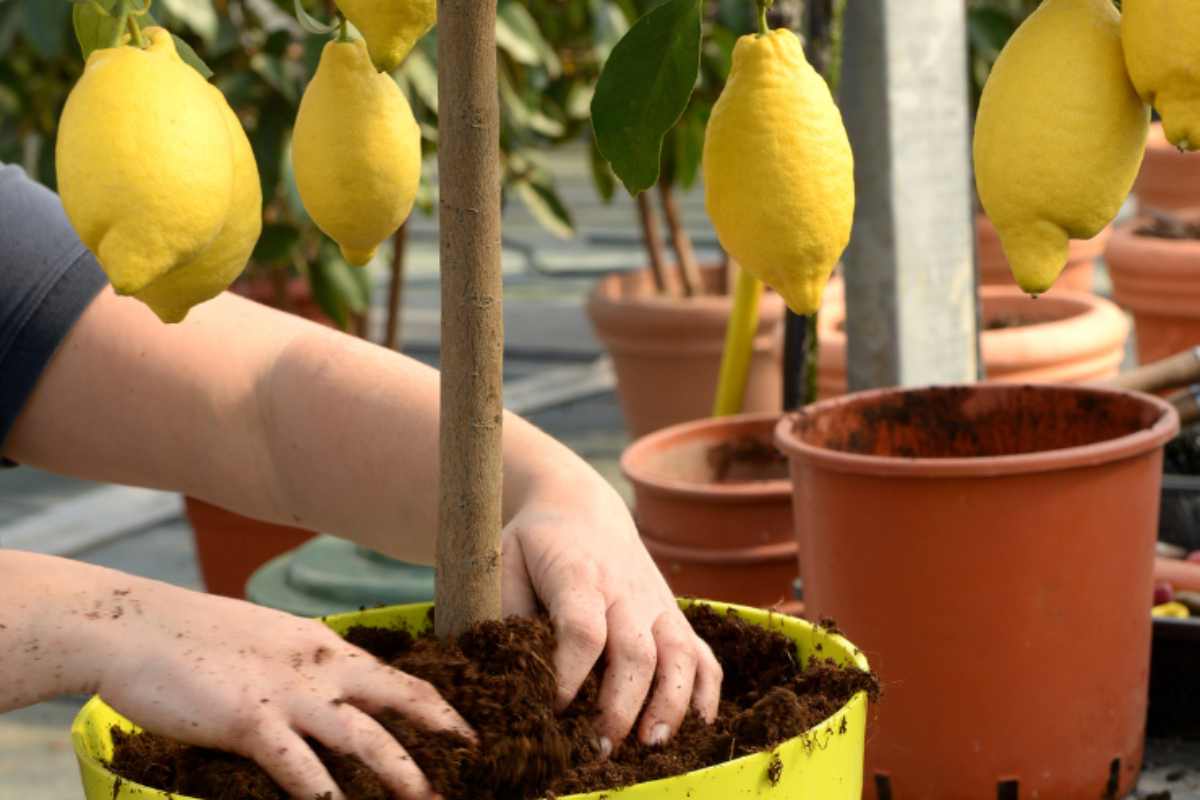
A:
[75,579,473,800]
[499,474,723,756]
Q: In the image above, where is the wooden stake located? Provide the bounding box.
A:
[384,223,408,350]
[435,0,504,639]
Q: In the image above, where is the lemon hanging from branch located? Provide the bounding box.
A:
[1122,0,1200,152]
[334,0,437,73]
[56,24,261,323]
[702,20,855,316]
[292,35,422,267]
[974,0,1149,295]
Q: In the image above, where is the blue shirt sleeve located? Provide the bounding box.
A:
[0,164,108,461]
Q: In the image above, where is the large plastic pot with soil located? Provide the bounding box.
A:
[586,266,785,438]
[73,600,875,800]
[621,412,798,610]
[775,384,1178,800]
[1106,215,1200,365]
[817,285,1128,399]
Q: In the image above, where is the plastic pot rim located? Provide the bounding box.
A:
[774,383,1179,479]
[621,412,792,501]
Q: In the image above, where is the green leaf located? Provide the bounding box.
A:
[22,0,70,59]
[588,132,616,204]
[71,1,213,79]
[293,0,340,36]
[590,0,702,195]
[73,0,119,60]
[513,172,575,239]
[172,33,213,79]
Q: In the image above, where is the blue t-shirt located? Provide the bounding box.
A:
[0,165,107,456]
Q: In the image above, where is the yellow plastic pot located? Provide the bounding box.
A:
[73,600,869,799]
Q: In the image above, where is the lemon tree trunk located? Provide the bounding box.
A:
[434,0,504,639]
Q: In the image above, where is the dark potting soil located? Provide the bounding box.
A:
[108,607,878,800]
[1137,213,1200,241]
[706,437,789,482]
[796,384,1157,460]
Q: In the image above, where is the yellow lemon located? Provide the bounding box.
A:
[335,0,436,73]
[1122,0,1200,151]
[57,27,250,314]
[974,0,1149,295]
[703,28,854,315]
[292,38,421,267]
[133,96,262,324]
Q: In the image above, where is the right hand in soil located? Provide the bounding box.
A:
[1,551,471,800]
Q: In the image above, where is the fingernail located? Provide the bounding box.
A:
[648,723,671,747]
[598,736,613,759]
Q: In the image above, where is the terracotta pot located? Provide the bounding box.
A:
[622,412,798,608]
[186,496,317,599]
[1135,122,1200,213]
[976,212,1105,293]
[776,384,1178,800]
[817,285,1128,398]
[587,266,784,438]
[1106,218,1200,364]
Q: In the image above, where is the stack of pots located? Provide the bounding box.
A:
[1105,123,1200,364]
[621,412,799,611]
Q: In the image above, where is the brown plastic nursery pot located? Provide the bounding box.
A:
[1107,217,1200,364]
[622,412,798,609]
[587,266,784,438]
[775,384,1179,800]
[1134,123,1200,213]
[185,497,316,598]
[976,212,1105,292]
[817,285,1128,398]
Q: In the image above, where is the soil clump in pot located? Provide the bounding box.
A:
[109,607,877,800]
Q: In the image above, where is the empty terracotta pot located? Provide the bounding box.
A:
[1134,123,1200,213]
[976,212,1105,293]
[817,285,1128,398]
[1107,218,1200,364]
[587,266,784,438]
[622,412,798,609]
[776,384,1178,800]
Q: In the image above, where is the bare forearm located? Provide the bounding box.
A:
[252,326,604,562]
[6,288,608,563]
[0,551,131,709]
